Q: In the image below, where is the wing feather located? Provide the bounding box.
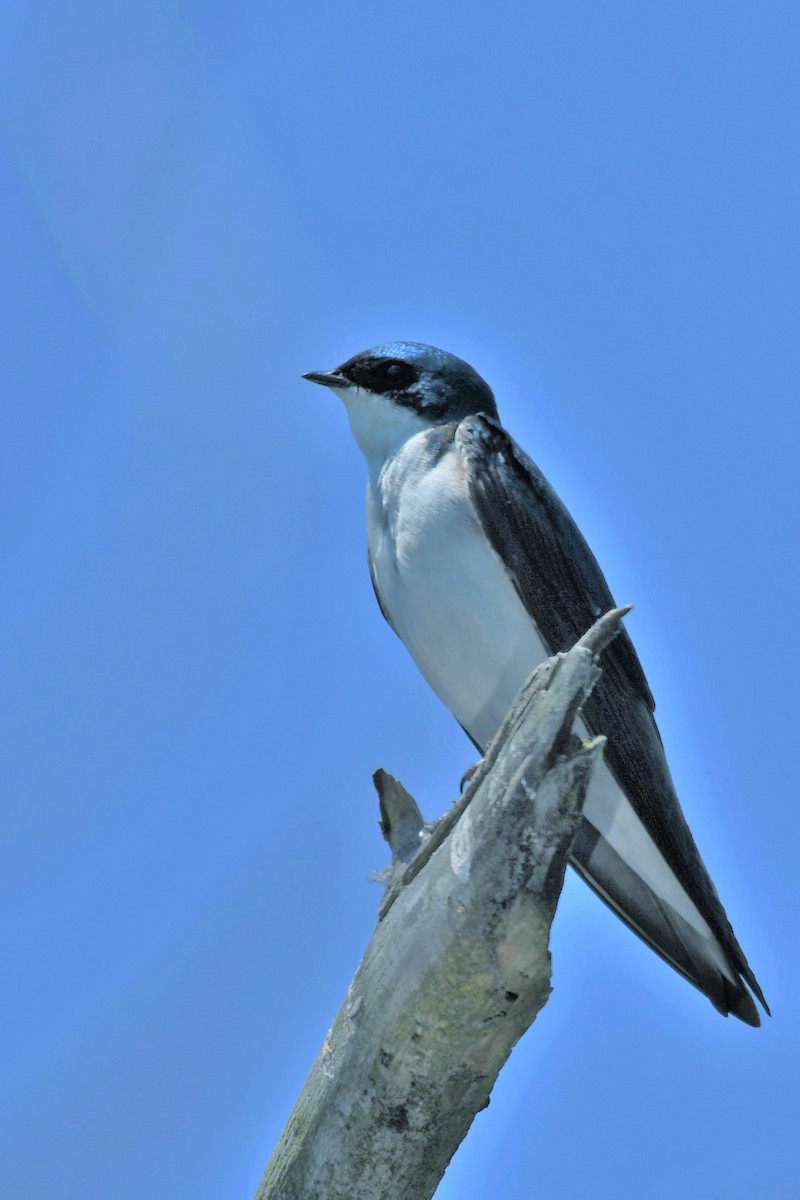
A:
[456,414,766,1020]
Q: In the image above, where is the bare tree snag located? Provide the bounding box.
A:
[255,607,630,1200]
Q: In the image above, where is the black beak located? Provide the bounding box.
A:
[302,370,351,389]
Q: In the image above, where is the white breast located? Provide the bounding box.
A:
[367,430,549,748]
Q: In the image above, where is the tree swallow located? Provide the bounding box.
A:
[304,341,767,1026]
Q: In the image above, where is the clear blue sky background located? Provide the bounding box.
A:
[2,3,797,1197]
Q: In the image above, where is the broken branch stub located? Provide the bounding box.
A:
[256,607,628,1200]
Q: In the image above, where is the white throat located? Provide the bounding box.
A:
[337,385,432,475]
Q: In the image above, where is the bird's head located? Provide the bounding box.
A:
[304,341,497,464]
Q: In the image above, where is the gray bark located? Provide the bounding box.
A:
[256,608,629,1200]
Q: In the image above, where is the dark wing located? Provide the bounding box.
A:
[456,414,766,1023]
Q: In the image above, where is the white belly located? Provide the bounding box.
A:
[367,447,549,748]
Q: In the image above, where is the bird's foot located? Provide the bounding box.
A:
[460,760,484,793]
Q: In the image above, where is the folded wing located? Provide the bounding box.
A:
[456,414,767,1024]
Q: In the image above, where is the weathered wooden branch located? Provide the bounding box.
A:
[256,607,630,1200]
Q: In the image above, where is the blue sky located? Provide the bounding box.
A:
[1,2,798,1196]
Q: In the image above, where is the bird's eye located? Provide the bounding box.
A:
[338,354,418,393]
[374,359,416,391]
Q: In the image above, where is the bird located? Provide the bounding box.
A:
[304,341,768,1026]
